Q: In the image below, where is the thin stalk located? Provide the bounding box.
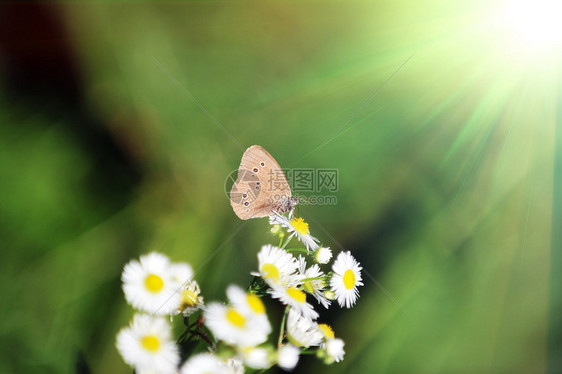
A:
[300,349,318,355]
[278,306,290,347]
[300,275,329,283]
[280,235,293,250]
[286,248,309,254]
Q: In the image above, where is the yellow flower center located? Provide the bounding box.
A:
[343,270,356,290]
[290,217,309,235]
[303,280,315,294]
[144,274,164,293]
[141,335,160,352]
[181,288,199,308]
[247,294,265,314]
[226,308,246,327]
[261,263,280,281]
[287,287,306,303]
[318,323,335,339]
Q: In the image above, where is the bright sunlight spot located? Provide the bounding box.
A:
[500,0,562,54]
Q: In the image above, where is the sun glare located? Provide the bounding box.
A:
[500,0,562,54]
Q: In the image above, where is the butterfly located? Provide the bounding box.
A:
[230,145,298,220]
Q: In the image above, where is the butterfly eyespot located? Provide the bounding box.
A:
[260,161,265,167]
[255,185,260,191]
[244,201,250,207]
[256,181,260,185]
[253,167,259,173]
[242,193,248,199]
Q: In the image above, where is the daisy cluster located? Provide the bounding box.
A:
[116,212,363,373]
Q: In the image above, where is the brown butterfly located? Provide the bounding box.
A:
[230,145,298,220]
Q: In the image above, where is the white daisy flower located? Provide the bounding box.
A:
[179,353,229,374]
[252,244,299,287]
[325,338,345,363]
[122,252,182,315]
[169,262,193,285]
[178,280,204,316]
[269,212,284,226]
[270,212,319,252]
[285,310,323,347]
[297,256,330,309]
[116,314,179,374]
[227,285,271,336]
[330,251,363,308]
[277,345,300,371]
[269,284,319,320]
[240,347,272,369]
[204,301,269,347]
[224,357,244,374]
[136,370,160,374]
[314,247,332,264]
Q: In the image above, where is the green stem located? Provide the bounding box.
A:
[300,348,319,355]
[280,236,293,250]
[176,319,199,343]
[278,306,290,347]
[300,275,329,283]
[286,248,309,254]
[246,276,258,293]
[177,328,190,344]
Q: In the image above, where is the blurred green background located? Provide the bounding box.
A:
[1,1,560,373]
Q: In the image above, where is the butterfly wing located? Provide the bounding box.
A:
[230,145,292,220]
[230,169,270,220]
